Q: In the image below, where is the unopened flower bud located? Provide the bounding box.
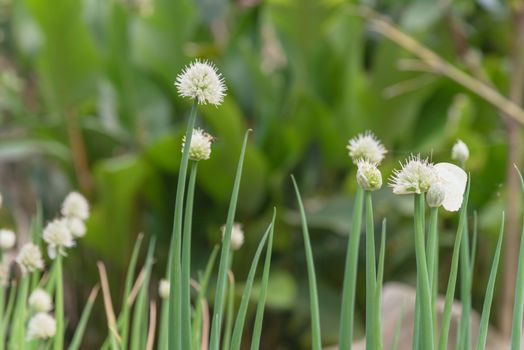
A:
[356,161,382,191]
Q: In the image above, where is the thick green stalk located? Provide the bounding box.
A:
[375,219,386,350]
[54,255,64,350]
[9,275,28,350]
[364,192,377,350]
[250,211,276,350]
[511,168,524,350]
[427,207,439,334]
[292,176,322,350]
[457,218,471,350]
[338,187,364,350]
[413,194,434,350]
[222,271,235,350]
[439,179,470,350]
[209,130,250,350]
[181,162,198,350]
[68,285,99,350]
[229,216,274,350]
[1,282,16,349]
[168,101,197,350]
[476,213,504,350]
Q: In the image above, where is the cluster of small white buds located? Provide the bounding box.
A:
[356,160,383,191]
[159,279,170,299]
[16,243,44,274]
[43,219,75,259]
[182,128,214,161]
[221,223,245,251]
[61,192,89,221]
[347,131,387,165]
[29,288,53,313]
[389,155,437,195]
[27,312,56,340]
[175,60,227,106]
[451,139,469,165]
[0,229,16,250]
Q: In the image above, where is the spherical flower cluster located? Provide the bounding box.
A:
[43,219,75,259]
[16,243,44,274]
[389,155,437,195]
[66,218,86,238]
[29,288,53,313]
[182,128,214,161]
[356,160,383,191]
[451,139,469,165]
[159,279,170,299]
[347,131,387,165]
[61,192,89,220]
[0,229,16,250]
[27,313,56,340]
[175,60,227,106]
[221,223,245,251]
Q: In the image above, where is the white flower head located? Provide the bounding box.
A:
[451,139,469,165]
[182,128,214,161]
[16,243,44,274]
[389,155,437,195]
[29,288,53,313]
[66,218,87,239]
[0,229,16,250]
[27,313,56,340]
[347,131,387,165]
[356,160,382,191]
[221,223,244,251]
[159,279,170,299]
[43,219,75,259]
[175,60,227,106]
[433,162,467,212]
[426,182,446,208]
[61,192,89,220]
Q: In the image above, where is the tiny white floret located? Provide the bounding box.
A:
[29,288,53,313]
[16,243,44,274]
[27,313,56,340]
[0,229,16,250]
[347,131,387,165]
[182,128,214,161]
[451,139,470,165]
[221,223,244,251]
[389,155,437,195]
[159,279,170,299]
[43,219,75,259]
[61,192,90,220]
[175,60,227,106]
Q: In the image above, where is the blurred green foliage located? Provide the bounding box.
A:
[0,0,518,347]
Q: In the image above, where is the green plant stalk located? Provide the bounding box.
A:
[390,303,405,350]
[412,296,420,350]
[68,285,99,350]
[192,245,219,350]
[427,207,438,334]
[54,254,64,350]
[0,285,4,349]
[229,216,274,350]
[338,187,364,350]
[1,282,17,350]
[250,209,276,350]
[476,213,504,350]
[209,130,251,350]
[457,218,471,350]
[158,301,169,350]
[120,234,144,350]
[375,218,386,350]
[169,101,198,350]
[413,194,434,350]
[222,271,235,350]
[292,176,322,350]
[181,161,198,350]
[364,192,377,350]
[511,168,524,350]
[439,179,470,350]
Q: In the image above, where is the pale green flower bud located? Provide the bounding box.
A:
[427,183,446,208]
[356,161,382,191]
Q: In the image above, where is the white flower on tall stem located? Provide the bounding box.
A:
[159,279,170,299]
[347,131,387,165]
[27,313,56,340]
[221,223,244,251]
[356,160,382,191]
[29,288,53,313]
[175,60,227,106]
[451,139,469,165]
[43,219,75,259]
[389,155,437,195]
[16,243,44,274]
[0,229,16,250]
[61,192,90,220]
[66,218,87,239]
[182,128,214,161]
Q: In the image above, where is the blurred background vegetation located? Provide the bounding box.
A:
[0,0,523,348]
